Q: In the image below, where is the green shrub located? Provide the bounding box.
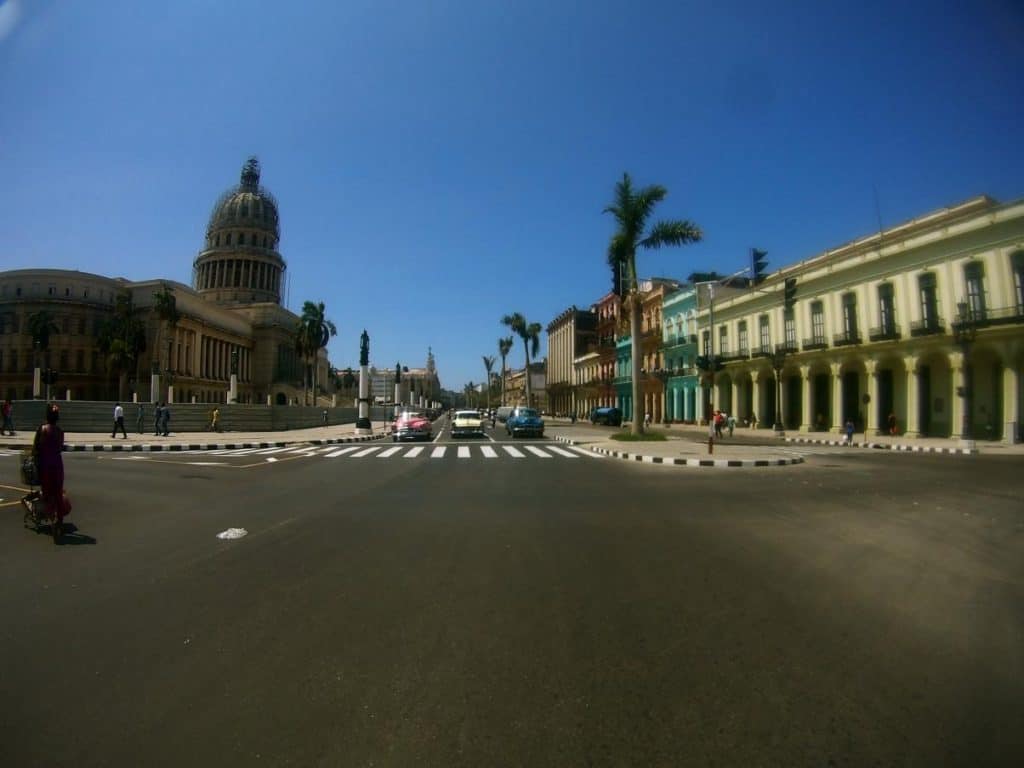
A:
[610,431,668,442]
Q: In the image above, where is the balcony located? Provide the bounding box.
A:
[778,340,799,354]
[832,330,861,347]
[751,344,773,358]
[868,324,901,342]
[970,304,1024,328]
[801,336,828,351]
[717,351,749,363]
[910,317,945,337]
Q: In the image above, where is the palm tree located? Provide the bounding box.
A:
[153,283,180,400]
[96,292,147,401]
[501,313,542,407]
[498,336,514,406]
[296,300,337,406]
[604,173,702,434]
[482,355,495,410]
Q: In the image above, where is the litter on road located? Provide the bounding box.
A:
[216,527,248,540]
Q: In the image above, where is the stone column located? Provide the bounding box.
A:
[1004,361,1020,444]
[949,352,965,439]
[150,372,160,404]
[830,361,843,434]
[750,370,761,428]
[730,379,739,421]
[799,365,811,432]
[904,355,920,438]
[865,359,879,436]
[673,387,682,421]
[779,370,790,429]
[33,367,41,399]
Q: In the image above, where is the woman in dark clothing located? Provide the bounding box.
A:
[33,403,68,538]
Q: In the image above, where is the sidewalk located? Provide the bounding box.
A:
[0,421,391,452]
[544,419,1023,468]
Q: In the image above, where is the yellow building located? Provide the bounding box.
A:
[702,196,1023,443]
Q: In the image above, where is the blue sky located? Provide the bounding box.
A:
[2,0,1022,391]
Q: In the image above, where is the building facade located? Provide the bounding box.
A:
[0,158,335,406]
[546,306,596,417]
[661,285,701,422]
[700,195,1023,442]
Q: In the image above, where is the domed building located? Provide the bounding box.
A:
[194,157,286,307]
[0,157,329,407]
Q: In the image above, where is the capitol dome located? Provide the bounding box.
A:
[193,157,287,306]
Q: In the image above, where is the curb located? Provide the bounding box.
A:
[0,432,386,454]
[783,436,978,455]
[553,436,804,468]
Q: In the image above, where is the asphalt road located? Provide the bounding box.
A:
[1,418,1022,767]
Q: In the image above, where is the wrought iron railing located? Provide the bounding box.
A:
[910,318,945,336]
[868,324,901,342]
[832,330,861,347]
[801,336,828,351]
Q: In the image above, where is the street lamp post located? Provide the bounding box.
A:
[952,301,977,450]
[771,345,787,436]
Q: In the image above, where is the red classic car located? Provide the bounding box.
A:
[392,411,433,442]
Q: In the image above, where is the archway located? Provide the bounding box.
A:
[275,391,287,406]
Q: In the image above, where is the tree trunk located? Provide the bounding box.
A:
[500,360,506,406]
[523,341,532,407]
[629,293,644,435]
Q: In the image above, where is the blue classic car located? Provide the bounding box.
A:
[506,407,545,438]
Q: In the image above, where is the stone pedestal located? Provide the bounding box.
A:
[355,363,372,434]
[168,385,175,404]
[150,373,161,403]
[33,368,41,399]
[229,374,238,404]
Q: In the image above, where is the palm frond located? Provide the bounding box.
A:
[639,219,704,250]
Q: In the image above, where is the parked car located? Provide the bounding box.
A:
[590,406,622,426]
[451,409,486,438]
[506,407,545,438]
[392,411,433,442]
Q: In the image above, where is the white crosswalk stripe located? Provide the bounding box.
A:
[324,446,360,458]
[502,446,526,458]
[377,446,403,458]
[404,446,425,458]
[351,446,381,457]
[525,446,552,458]
[431,446,447,458]
[480,446,498,458]
[545,446,579,458]
[457,446,471,458]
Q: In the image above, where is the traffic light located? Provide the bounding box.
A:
[784,277,797,310]
[751,248,769,285]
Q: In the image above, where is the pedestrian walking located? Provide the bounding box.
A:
[713,409,724,438]
[160,403,171,436]
[727,413,736,437]
[136,403,145,434]
[887,412,898,436]
[154,403,163,436]
[845,418,855,445]
[112,402,127,438]
[209,406,221,432]
[644,412,652,428]
[2,399,14,436]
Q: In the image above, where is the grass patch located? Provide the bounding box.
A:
[610,431,668,442]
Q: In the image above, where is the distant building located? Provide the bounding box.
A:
[546,305,596,416]
[0,158,332,405]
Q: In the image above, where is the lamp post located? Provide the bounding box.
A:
[770,345,787,436]
[952,301,977,450]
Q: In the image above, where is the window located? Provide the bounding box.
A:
[811,301,825,342]
[48,285,55,296]
[842,293,859,339]
[64,287,70,297]
[718,325,728,355]
[919,273,938,327]
[1011,252,1024,311]
[76,350,84,372]
[10,350,17,373]
[784,309,796,346]
[78,317,86,334]
[759,314,770,351]
[964,262,986,319]
[60,350,68,371]
[738,320,748,354]
[226,233,232,246]
[878,283,895,333]
[61,317,69,334]
[702,330,710,355]
[15,286,21,296]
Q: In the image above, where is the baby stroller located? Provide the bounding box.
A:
[19,449,61,542]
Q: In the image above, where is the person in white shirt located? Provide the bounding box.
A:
[112,402,127,439]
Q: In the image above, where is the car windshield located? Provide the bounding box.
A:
[516,409,538,418]
[455,411,479,419]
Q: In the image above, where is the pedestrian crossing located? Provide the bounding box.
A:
[179,443,602,461]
